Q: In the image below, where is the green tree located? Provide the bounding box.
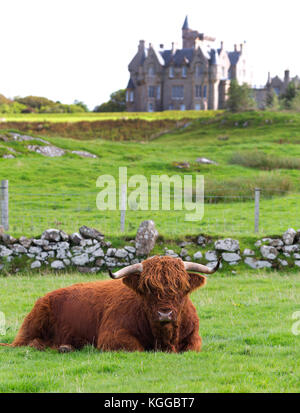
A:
[94,89,126,112]
[15,95,56,111]
[280,82,298,109]
[226,80,256,112]
[266,89,280,110]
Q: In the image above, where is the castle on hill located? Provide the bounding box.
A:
[125,16,251,112]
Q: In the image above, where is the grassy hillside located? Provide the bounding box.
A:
[0,272,299,392]
[1,110,300,239]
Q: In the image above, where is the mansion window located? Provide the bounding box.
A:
[148,65,155,76]
[203,85,207,99]
[196,64,203,77]
[172,85,184,99]
[148,86,155,98]
[129,91,134,102]
[195,85,202,98]
[182,66,187,78]
[126,91,129,102]
[148,102,154,112]
[180,104,186,111]
[156,85,161,100]
[195,103,201,110]
[169,66,174,78]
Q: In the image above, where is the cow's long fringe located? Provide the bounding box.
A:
[139,256,190,299]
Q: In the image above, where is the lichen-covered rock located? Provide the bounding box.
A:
[243,249,255,256]
[1,234,16,245]
[260,245,278,260]
[269,239,284,248]
[215,238,239,252]
[29,246,42,255]
[205,250,217,261]
[106,248,116,257]
[295,261,300,268]
[71,253,89,266]
[19,236,32,248]
[31,260,41,269]
[51,260,65,270]
[70,232,83,245]
[283,245,300,253]
[135,220,159,257]
[33,239,49,247]
[180,249,189,258]
[115,249,128,259]
[278,259,288,267]
[79,226,104,241]
[193,251,203,260]
[222,252,241,262]
[282,228,297,246]
[12,244,27,254]
[41,229,61,242]
[244,257,272,269]
[0,245,13,257]
[165,249,179,258]
[124,246,136,254]
[197,235,206,246]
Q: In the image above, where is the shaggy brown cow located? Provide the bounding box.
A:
[0,256,219,353]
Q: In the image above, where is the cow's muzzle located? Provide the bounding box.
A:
[158,310,173,323]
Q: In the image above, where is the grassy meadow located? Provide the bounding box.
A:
[1,110,300,393]
[0,110,300,239]
[0,271,299,393]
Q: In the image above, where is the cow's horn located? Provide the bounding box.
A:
[108,263,143,279]
[183,258,221,274]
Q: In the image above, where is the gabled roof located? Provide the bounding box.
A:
[228,50,241,66]
[160,48,195,67]
[127,78,135,89]
[182,16,189,30]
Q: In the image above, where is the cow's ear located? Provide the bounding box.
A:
[187,272,207,292]
[122,273,141,294]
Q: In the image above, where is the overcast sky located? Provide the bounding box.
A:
[0,0,299,109]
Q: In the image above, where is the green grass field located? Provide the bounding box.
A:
[1,110,300,239]
[0,271,299,393]
[1,110,300,393]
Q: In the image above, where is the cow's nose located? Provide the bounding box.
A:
[158,310,173,323]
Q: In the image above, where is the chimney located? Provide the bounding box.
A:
[240,43,243,53]
[284,70,290,84]
[171,42,176,54]
[220,41,224,50]
[267,72,271,85]
[160,44,164,49]
[234,44,237,52]
[138,40,145,52]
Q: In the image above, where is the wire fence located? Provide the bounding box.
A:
[1,182,300,238]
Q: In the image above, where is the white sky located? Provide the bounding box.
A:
[0,0,299,109]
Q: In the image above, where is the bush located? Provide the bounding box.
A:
[229,150,300,170]
[94,89,126,112]
[226,80,256,112]
[199,173,292,203]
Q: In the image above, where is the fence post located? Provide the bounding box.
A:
[1,180,9,231]
[254,188,260,234]
[120,183,126,233]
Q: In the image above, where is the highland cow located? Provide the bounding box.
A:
[0,256,219,353]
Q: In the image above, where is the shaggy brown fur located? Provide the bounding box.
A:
[0,256,207,353]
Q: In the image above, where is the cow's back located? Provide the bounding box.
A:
[44,279,142,347]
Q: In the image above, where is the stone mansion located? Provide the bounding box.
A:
[125,16,251,112]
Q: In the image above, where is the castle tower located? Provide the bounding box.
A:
[182,16,198,48]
